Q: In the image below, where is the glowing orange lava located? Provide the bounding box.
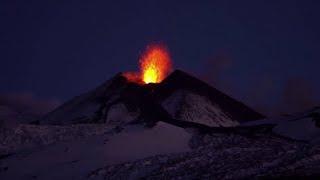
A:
[140,44,172,83]
[124,44,172,84]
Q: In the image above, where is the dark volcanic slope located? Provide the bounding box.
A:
[154,70,265,122]
[40,70,264,126]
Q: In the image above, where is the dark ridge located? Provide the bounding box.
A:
[40,73,128,125]
[154,69,265,122]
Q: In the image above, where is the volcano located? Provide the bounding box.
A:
[4,71,320,180]
[40,70,264,128]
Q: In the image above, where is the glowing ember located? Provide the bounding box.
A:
[124,44,172,84]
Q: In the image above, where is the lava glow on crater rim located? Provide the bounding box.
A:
[123,44,172,84]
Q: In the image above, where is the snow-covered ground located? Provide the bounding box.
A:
[242,108,320,143]
[2,108,320,179]
[0,122,191,180]
[0,124,113,156]
[85,133,320,179]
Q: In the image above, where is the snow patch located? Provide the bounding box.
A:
[104,121,191,163]
[162,90,239,127]
[106,103,139,126]
[0,122,191,180]
[242,108,320,143]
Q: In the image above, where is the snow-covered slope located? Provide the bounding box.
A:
[77,132,320,179]
[3,119,320,180]
[154,70,265,123]
[242,107,320,143]
[0,122,191,180]
[2,107,320,179]
[162,90,238,127]
[0,124,113,156]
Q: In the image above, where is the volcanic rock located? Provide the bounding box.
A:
[40,70,264,128]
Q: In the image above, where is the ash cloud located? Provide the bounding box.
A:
[0,92,60,124]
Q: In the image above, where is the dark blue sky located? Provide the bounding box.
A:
[1,0,320,114]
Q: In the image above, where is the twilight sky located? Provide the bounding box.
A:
[1,0,320,115]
